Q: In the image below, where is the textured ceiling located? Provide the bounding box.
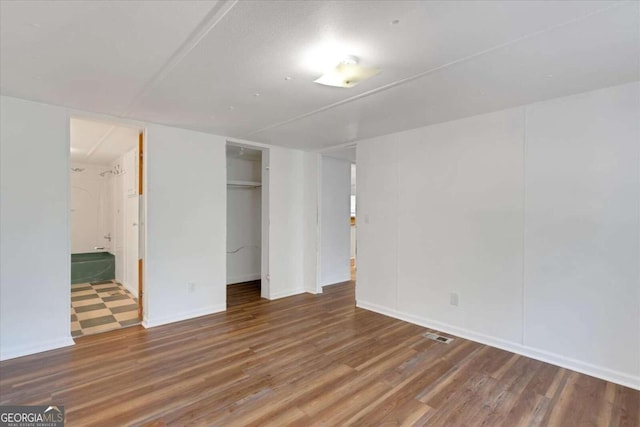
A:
[1,0,638,150]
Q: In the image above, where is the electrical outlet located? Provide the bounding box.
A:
[188,282,196,293]
[450,292,459,306]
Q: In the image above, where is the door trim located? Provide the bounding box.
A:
[138,132,144,321]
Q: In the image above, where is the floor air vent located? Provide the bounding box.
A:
[423,332,454,344]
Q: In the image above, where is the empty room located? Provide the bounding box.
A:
[0,1,638,426]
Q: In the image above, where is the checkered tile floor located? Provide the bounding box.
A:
[71,280,139,337]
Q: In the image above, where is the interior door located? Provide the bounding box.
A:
[114,171,125,284]
[124,148,139,296]
[125,185,139,294]
[137,132,144,320]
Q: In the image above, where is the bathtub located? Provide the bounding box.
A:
[71,252,115,284]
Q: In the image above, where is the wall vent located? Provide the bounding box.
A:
[423,332,454,344]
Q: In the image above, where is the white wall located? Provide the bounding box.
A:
[265,148,321,298]
[356,82,640,389]
[144,124,227,327]
[357,140,399,309]
[0,95,319,360]
[320,156,352,286]
[524,84,640,382]
[226,156,262,284]
[302,152,320,294]
[70,163,111,253]
[267,147,305,299]
[261,148,271,298]
[398,108,525,343]
[0,96,74,359]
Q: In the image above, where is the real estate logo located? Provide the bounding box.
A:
[0,405,64,427]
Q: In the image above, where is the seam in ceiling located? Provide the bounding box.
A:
[245,0,628,139]
[121,0,238,117]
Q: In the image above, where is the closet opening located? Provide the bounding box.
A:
[226,143,264,307]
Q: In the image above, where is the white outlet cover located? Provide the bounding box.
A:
[450,293,459,306]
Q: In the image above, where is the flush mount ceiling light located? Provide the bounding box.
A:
[314,55,380,88]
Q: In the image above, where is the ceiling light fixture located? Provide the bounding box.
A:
[284,76,293,81]
[253,93,260,97]
[391,19,400,25]
[313,55,380,88]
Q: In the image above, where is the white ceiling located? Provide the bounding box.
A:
[323,147,357,163]
[2,1,638,150]
[70,117,140,165]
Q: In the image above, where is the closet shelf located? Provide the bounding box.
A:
[227,180,262,188]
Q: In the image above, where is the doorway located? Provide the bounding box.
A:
[318,154,353,289]
[69,117,144,337]
[226,144,264,306]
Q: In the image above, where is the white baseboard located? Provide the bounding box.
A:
[142,304,226,328]
[268,288,306,300]
[227,273,261,285]
[357,300,640,391]
[0,336,75,361]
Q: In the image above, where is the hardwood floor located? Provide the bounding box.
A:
[1,281,638,426]
[227,280,262,307]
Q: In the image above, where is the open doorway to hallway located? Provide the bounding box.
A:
[319,149,354,290]
[69,117,144,337]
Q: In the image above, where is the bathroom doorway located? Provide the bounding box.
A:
[69,117,144,337]
[225,143,264,307]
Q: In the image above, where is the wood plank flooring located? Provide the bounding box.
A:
[227,281,262,307]
[1,281,638,426]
